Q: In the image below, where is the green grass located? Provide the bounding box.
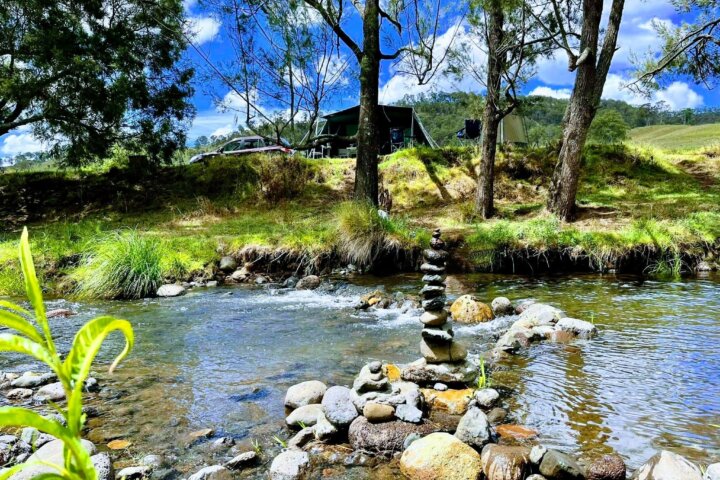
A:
[630,123,720,152]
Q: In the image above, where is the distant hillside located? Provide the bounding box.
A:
[630,123,720,151]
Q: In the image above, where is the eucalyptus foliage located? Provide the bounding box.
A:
[0,228,134,480]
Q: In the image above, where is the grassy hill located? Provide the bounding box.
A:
[630,123,720,151]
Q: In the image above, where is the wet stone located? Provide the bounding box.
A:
[419,284,446,298]
[421,324,454,343]
[423,249,448,265]
[420,310,449,327]
[422,296,447,311]
[422,274,446,285]
[420,263,445,274]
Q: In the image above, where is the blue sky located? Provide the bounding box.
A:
[1,0,717,155]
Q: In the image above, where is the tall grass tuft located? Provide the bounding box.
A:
[76,231,163,299]
[334,201,422,267]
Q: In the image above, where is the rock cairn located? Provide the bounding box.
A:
[418,229,467,363]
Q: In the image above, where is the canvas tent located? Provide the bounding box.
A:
[458,113,529,145]
[314,105,438,157]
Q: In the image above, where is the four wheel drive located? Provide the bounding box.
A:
[189,136,293,163]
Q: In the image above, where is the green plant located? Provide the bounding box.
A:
[251,439,262,455]
[297,421,307,429]
[272,435,287,448]
[0,228,134,480]
[476,357,491,389]
[75,231,164,299]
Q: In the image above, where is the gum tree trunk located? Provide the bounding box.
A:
[354,0,381,206]
[475,0,504,219]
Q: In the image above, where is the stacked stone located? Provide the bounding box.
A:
[419,229,467,363]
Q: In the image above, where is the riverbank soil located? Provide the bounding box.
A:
[0,144,718,296]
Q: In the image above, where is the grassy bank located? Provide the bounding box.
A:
[0,143,718,297]
[630,123,720,151]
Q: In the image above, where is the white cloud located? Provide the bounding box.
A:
[536,52,577,86]
[186,16,221,45]
[0,132,46,156]
[210,125,234,138]
[655,81,704,110]
[529,86,572,99]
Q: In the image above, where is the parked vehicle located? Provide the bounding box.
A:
[189,136,293,163]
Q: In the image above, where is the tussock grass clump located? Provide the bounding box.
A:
[75,231,164,299]
[334,201,425,267]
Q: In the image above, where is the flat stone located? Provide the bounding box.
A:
[517,303,562,327]
[422,296,447,311]
[421,324,454,342]
[395,404,423,423]
[400,432,482,480]
[34,382,65,403]
[321,386,358,427]
[363,402,395,423]
[11,372,55,388]
[422,274,446,285]
[284,380,327,409]
[420,338,467,363]
[401,357,480,385]
[295,275,321,290]
[348,416,441,453]
[423,248,449,265]
[156,284,186,297]
[10,439,96,480]
[420,310,449,327]
[225,451,258,470]
[287,427,315,449]
[419,284,445,298]
[269,450,310,480]
[6,388,33,400]
[497,424,539,440]
[539,449,584,479]
[556,317,598,339]
[420,263,445,274]
[421,388,474,415]
[188,465,231,480]
[286,404,322,428]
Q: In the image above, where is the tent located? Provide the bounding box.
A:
[314,105,438,157]
[458,113,529,145]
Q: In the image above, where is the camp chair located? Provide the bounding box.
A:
[390,128,404,152]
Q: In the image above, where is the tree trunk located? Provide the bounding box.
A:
[475,0,504,219]
[353,0,381,206]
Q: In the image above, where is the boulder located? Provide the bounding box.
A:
[188,465,231,480]
[34,382,65,403]
[229,268,249,282]
[401,357,480,385]
[421,388,473,415]
[156,284,186,297]
[284,380,327,409]
[225,451,257,470]
[321,386,358,427]
[587,454,626,480]
[295,275,321,290]
[475,388,500,409]
[348,416,440,453]
[516,303,562,327]
[219,256,238,272]
[400,432,483,480]
[269,450,310,480]
[10,439,96,480]
[454,405,492,449]
[556,317,598,339]
[363,402,395,423]
[631,451,702,480]
[539,449,584,479]
[420,338,467,363]
[286,404,323,428]
[313,411,337,441]
[480,444,532,480]
[116,465,151,479]
[450,295,494,323]
[491,297,515,316]
[704,464,720,480]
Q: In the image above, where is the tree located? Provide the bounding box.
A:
[287,0,450,204]
[194,136,210,148]
[588,109,630,144]
[532,0,626,221]
[456,0,553,218]
[0,0,194,165]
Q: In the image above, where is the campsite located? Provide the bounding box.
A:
[1,1,720,480]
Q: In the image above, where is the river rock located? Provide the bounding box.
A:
[288,427,315,449]
[422,296,447,311]
[34,382,65,403]
[486,407,508,424]
[530,445,548,465]
[353,365,390,393]
[539,449,584,479]
[420,263,445,274]
[454,405,492,449]
[269,450,310,480]
[10,439,97,480]
[450,295,494,323]
[527,476,549,480]
[705,464,720,480]
[420,338,467,363]
[496,424,539,440]
[423,248,449,265]
[286,404,323,428]
[556,317,598,339]
[491,297,515,316]
[517,303,562,327]
[11,372,55,388]
[395,404,423,423]
[421,324,454,342]
[188,465,231,480]
[156,284,186,297]
[363,402,395,423]
[284,380,327,409]
[422,274,446,285]
[219,256,237,272]
[348,416,440,453]
[630,450,702,480]
[401,357,480,385]
[475,388,500,409]
[225,451,257,470]
[480,444,532,480]
[321,386,358,427]
[400,432,482,480]
[295,275,321,290]
[587,454,626,480]
[6,388,33,400]
[421,388,473,415]
[116,465,151,479]
[92,452,114,480]
[420,310,449,327]
[313,411,337,441]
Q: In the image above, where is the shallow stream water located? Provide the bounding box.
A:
[1,273,719,478]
